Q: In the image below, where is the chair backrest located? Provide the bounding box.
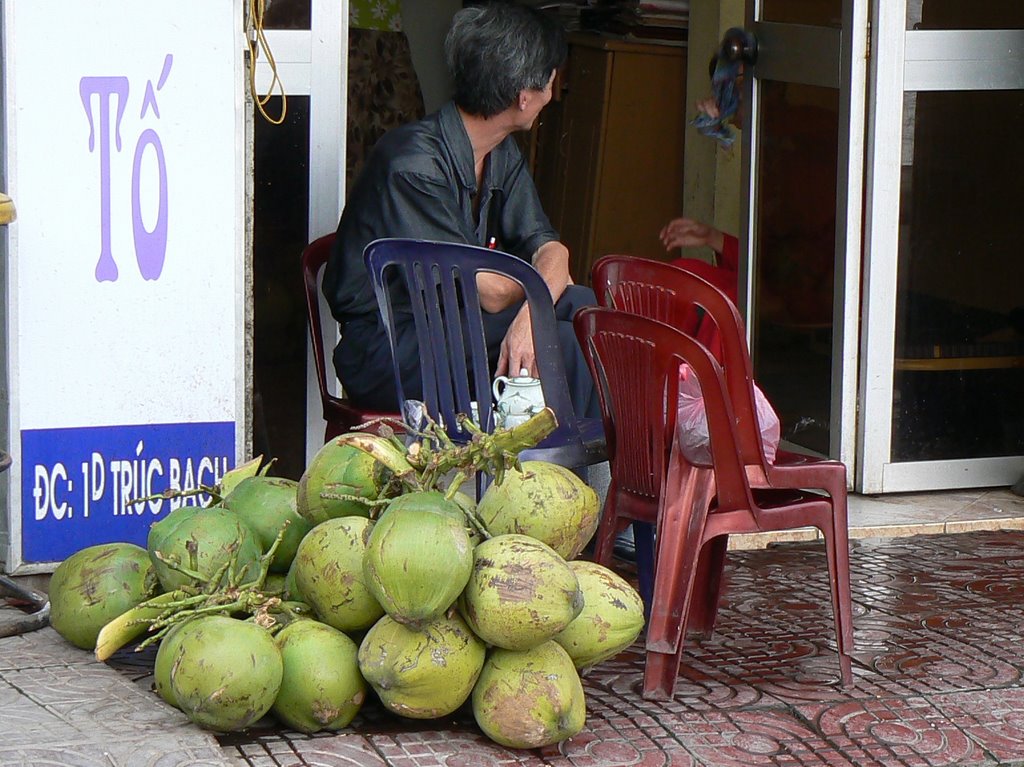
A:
[363,238,581,448]
[301,233,343,417]
[575,307,754,512]
[593,255,707,336]
[592,255,769,470]
[573,305,677,499]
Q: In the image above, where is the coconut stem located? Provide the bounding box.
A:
[153,550,208,585]
[339,408,558,506]
[237,522,288,591]
[125,486,223,509]
[319,489,392,507]
[99,526,300,659]
[336,432,422,490]
[462,504,492,541]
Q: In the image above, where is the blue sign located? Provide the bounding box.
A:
[21,422,234,563]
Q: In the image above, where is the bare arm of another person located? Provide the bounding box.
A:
[695,96,720,120]
[660,217,726,254]
[492,240,573,378]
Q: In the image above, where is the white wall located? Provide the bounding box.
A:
[401,0,460,113]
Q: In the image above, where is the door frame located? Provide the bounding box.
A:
[858,1,1024,492]
[741,0,869,480]
[255,1,348,463]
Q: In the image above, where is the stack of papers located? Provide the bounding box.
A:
[582,0,690,46]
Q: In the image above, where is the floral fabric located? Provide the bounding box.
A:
[346,27,425,192]
[349,0,402,31]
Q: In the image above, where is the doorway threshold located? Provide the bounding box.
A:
[729,486,1024,550]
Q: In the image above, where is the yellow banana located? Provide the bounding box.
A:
[94,591,186,662]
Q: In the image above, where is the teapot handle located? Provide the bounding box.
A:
[492,376,510,403]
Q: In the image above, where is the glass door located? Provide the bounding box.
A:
[740,0,869,473]
[859,1,1024,492]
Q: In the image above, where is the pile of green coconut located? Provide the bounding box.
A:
[45,410,644,750]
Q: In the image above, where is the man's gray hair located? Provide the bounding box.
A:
[444,2,567,118]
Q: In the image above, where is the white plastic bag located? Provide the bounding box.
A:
[676,363,780,466]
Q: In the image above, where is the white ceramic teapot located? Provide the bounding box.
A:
[492,368,545,428]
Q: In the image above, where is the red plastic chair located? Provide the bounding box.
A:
[588,256,853,698]
[301,234,399,442]
[587,256,731,620]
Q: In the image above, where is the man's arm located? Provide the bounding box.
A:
[477,239,572,313]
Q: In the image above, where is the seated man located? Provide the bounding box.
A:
[323,1,598,420]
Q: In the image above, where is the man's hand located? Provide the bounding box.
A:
[492,239,572,378]
[496,305,536,378]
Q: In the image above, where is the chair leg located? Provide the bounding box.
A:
[646,464,714,655]
[642,649,682,701]
[591,489,623,566]
[819,503,855,687]
[686,534,728,639]
[645,531,716,700]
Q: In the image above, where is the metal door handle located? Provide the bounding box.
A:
[720,27,758,66]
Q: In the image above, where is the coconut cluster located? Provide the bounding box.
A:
[47,439,645,751]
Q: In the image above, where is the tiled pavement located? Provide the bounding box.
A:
[5,529,1024,766]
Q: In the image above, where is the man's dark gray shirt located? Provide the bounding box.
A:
[322,100,558,323]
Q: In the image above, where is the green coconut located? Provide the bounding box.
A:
[362,493,474,628]
[383,489,480,544]
[272,620,366,733]
[296,439,387,525]
[449,490,484,546]
[460,534,583,651]
[48,542,158,650]
[153,621,192,707]
[169,615,283,732]
[282,561,301,601]
[146,504,202,557]
[221,476,312,573]
[472,641,586,749]
[476,461,599,560]
[358,612,485,719]
[553,561,645,669]
[149,507,264,592]
[291,516,384,632]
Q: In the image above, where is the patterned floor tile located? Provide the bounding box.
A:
[591,648,780,712]
[47,694,196,738]
[0,626,96,671]
[929,687,1024,764]
[220,731,386,766]
[0,678,72,746]
[847,625,1021,697]
[2,661,155,705]
[555,687,702,766]
[366,729,547,767]
[0,740,236,767]
[797,697,999,767]
[666,707,858,766]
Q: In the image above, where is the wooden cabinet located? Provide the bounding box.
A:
[532,33,688,284]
